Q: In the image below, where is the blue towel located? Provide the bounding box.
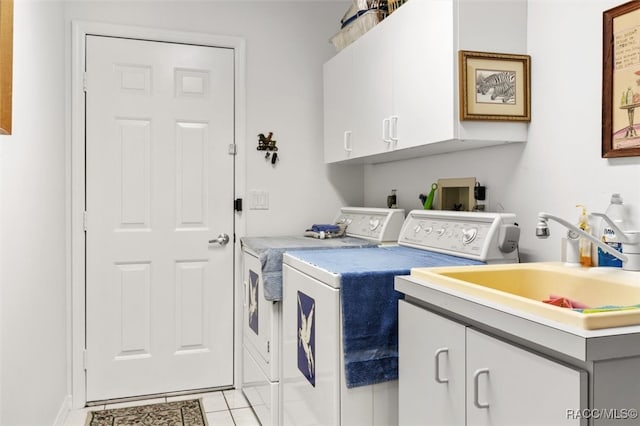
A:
[341,269,406,388]
[309,224,341,233]
[285,246,484,388]
[241,236,378,301]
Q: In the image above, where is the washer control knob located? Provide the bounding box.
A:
[436,228,446,237]
[414,224,422,234]
[462,228,478,245]
[369,219,381,231]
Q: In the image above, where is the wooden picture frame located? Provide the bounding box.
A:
[458,50,531,122]
[0,0,13,135]
[602,0,640,158]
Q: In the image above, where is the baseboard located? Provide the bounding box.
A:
[53,395,72,426]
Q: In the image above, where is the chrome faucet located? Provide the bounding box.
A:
[536,212,640,271]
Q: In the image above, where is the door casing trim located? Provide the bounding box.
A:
[70,21,246,408]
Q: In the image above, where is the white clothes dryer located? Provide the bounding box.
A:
[241,207,405,426]
[280,210,520,426]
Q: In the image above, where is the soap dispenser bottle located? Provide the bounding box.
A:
[576,204,592,267]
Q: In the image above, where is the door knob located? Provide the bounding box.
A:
[209,233,230,246]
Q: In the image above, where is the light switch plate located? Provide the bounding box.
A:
[249,190,269,210]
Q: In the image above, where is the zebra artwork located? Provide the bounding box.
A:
[490,82,515,103]
[476,71,516,104]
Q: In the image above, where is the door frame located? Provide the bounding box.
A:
[70,21,246,409]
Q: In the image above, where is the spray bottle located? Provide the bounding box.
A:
[576,204,592,267]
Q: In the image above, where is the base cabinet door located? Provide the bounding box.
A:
[399,300,465,426]
[466,329,586,426]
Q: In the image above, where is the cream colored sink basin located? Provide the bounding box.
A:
[410,262,640,330]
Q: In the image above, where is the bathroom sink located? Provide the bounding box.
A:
[409,263,640,330]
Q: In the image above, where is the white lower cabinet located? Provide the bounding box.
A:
[399,300,586,426]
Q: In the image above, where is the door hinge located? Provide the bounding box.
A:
[267,341,270,354]
[83,349,88,371]
[83,72,88,92]
[228,144,237,155]
[234,198,243,212]
[83,211,88,231]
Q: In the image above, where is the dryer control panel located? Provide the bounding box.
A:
[335,207,405,243]
[398,210,519,263]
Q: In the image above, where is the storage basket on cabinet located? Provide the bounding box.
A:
[388,0,408,14]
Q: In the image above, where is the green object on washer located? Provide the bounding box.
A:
[424,183,437,210]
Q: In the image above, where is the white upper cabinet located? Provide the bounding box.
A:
[323,0,528,164]
[323,46,356,163]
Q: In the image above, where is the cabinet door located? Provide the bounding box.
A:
[392,0,455,150]
[466,329,586,426]
[351,22,394,158]
[398,301,465,426]
[323,47,356,163]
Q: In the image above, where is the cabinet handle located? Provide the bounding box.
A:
[390,115,399,143]
[473,368,490,409]
[434,348,449,384]
[343,130,353,153]
[243,280,247,307]
[382,118,391,143]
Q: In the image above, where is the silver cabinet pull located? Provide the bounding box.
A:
[382,118,391,143]
[390,115,399,143]
[434,348,449,384]
[343,131,353,153]
[473,368,490,409]
[209,233,230,246]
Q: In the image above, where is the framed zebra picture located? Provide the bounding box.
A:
[602,0,640,158]
[458,50,531,122]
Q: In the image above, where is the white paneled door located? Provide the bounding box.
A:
[85,35,235,401]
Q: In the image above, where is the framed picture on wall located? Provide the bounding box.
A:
[458,50,531,122]
[0,0,13,135]
[603,0,640,158]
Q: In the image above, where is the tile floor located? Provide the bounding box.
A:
[63,389,260,426]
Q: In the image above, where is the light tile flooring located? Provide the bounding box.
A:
[63,389,260,426]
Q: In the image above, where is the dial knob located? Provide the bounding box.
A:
[414,224,422,234]
[462,228,478,244]
[436,228,446,237]
[369,219,380,231]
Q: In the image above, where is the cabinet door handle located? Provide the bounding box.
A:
[382,118,391,143]
[390,115,399,143]
[434,348,449,384]
[243,280,247,307]
[343,130,353,153]
[473,368,490,409]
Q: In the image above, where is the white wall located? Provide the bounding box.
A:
[64,0,361,237]
[0,1,68,425]
[364,0,640,263]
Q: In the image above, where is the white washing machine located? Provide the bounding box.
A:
[280,210,520,426]
[241,207,405,426]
